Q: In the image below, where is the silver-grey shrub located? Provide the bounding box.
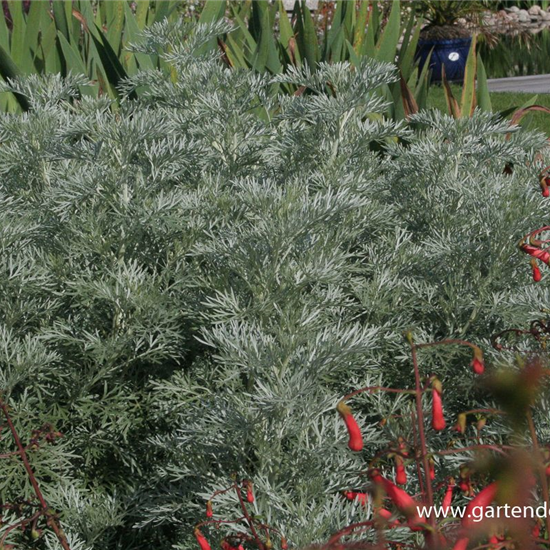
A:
[0,21,547,550]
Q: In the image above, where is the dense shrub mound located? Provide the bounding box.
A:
[0,23,547,550]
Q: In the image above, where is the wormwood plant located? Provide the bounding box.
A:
[0,19,548,550]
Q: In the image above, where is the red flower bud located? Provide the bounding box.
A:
[471,346,484,375]
[531,259,542,282]
[206,500,213,518]
[431,382,446,431]
[462,482,498,528]
[245,480,254,503]
[281,538,288,550]
[337,401,363,452]
[194,529,211,550]
[546,464,550,476]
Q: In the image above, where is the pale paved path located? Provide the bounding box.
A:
[487,74,550,94]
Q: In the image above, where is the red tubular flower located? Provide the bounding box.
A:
[541,176,550,197]
[194,529,212,550]
[442,480,455,514]
[454,413,467,434]
[281,538,288,550]
[462,482,498,528]
[531,259,542,282]
[428,458,435,481]
[245,480,254,503]
[533,520,541,538]
[371,472,425,530]
[375,507,400,527]
[431,380,446,431]
[337,401,363,452]
[206,500,213,518]
[344,491,368,506]
[395,438,408,485]
[471,346,485,375]
[452,537,469,550]
[395,458,407,485]
[520,243,550,265]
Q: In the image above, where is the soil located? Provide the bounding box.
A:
[420,24,472,41]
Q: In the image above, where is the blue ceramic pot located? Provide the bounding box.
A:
[416,36,472,83]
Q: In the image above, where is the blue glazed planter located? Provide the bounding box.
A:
[416,37,472,83]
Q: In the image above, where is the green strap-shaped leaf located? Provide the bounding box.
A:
[0,43,29,111]
[106,0,125,57]
[52,0,70,43]
[57,31,87,75]
[7,0,27,68]
[295,0,318,70]
[364,1,377,58]
[199,0,226,23]
[325,0,344,59]
[153,0,172,23]
[232,11,257,58]
[87,23,136,99]
[476,53,492,113]
[460,34,477,118]
[122,2,154,72]
[346,39,361,68]
[41,19,61,74]
[277,0,300,66]
[251,1,282,74]
[399,15,423,82]
[225,34,252,68]
[135,0,150,30]
[24,0,46,67]
[374,0,400,64]
[353,1,370,55]
[198,0,226,54]
[414,48,432,110]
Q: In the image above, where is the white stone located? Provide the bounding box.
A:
[282,0,318,9]
[508,5,520,12]
[518,9,530,21]
[542,10,550,19]
[528,4,542,14]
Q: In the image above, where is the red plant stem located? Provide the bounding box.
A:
[326,520,376,544]
[416,338,477,352]
[0,399,72,550]
[410,410,426,498]
[0,510,42,546]
[409,338,435,529]
[434,444,512,457]
[234,482,264,550]
[196,517,247,529]
[526,409,550,537]
[461,408,504,416]
[523,226,550,242]
[343,386,417,401]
